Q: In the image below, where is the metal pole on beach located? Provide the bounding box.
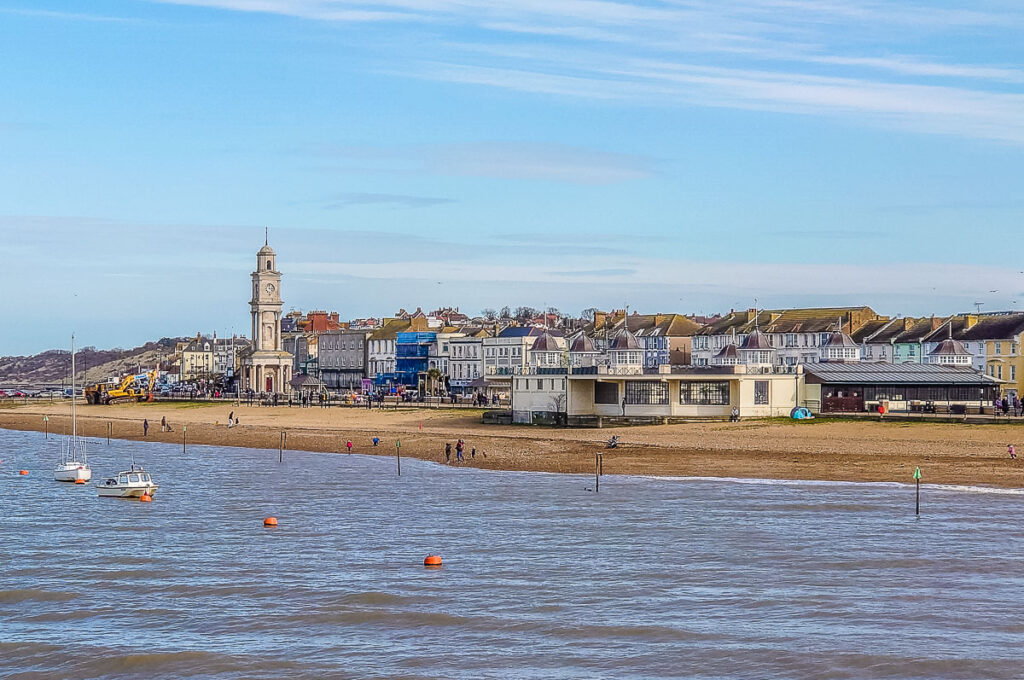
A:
[396,440,401,476]
[914,467,921,516]
[279,431,285,463]
[595,452,601,493]
[182,425,187,454]
[43,416,48,439]
[107,421,111,445]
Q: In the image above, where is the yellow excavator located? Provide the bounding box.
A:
[85,370,159,405]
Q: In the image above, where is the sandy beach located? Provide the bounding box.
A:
[3,400,1024,486]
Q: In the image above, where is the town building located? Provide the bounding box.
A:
[212,334,249,380]
[239,240,293,395]
[179,334,214,381]
[920,313,1024,398]
[691,306,887,367]
[854,316,945,363]
[804,362,999,414]
[369,318,429,388]
[448,332,489,395]
[511,363,800,426]
[396,331,436,388]
[318,328,371,391]
[482,327,560,399]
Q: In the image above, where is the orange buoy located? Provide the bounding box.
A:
[18,470,29,476]
[74,479,85,485]
[140,494,152,502]
[423,555,442,567]
[264,517,278,527]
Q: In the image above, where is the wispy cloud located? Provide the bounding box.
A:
[323,192,455,208]
[146,0,1024,145]
[0,7,146,23]
[310,142,658,184]
[551,268,637,277]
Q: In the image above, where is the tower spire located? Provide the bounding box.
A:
[265,226,268,246]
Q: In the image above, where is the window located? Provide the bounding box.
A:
[998,366,1003,379]
[785,334,797,347]
[1012,366,1017,381]
[595,382,619,404]
[625,381,669,405]
[996,343,1002,355]
[680,381,730,405]
[536,379,544,390]
[754,380,770,404]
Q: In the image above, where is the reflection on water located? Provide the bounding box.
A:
[2,427,1024,679]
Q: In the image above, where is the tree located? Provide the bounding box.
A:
[481,308,497,320]
[514,306,540,322]
[499,305,511,319]
[425,367,444,396]
[580,307,600,321]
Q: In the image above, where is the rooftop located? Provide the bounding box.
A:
[805,362,996,385]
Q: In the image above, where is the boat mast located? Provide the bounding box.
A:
[71,334,78,461]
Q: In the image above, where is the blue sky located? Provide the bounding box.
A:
[1,0,1023,354]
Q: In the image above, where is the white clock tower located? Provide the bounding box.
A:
[240,236,293,395]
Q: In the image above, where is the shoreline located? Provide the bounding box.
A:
[2,401,1024,487]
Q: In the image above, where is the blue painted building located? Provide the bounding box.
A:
[395,331,436,386]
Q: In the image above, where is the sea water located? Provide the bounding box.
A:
[2,427,1023,679]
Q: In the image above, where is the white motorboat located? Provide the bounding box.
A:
[96,463,158,499]
[55,335,91,483]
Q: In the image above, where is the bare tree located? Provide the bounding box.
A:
[481,308,497,320]
[499,305,512,319]
[514,306,540,322]
[580,307,600,321]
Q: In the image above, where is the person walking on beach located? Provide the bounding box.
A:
[1009,444,1016,459]
[445,442,452,463]
[346,440,353,453]
[143,419,149,437]
[228,410,234,426]
[372,437,380,447]
[1003,397,1010,416]
[1014,395,1021,417]
[471,447,476,459]
[456,439,464,463]
[161,415,167,433]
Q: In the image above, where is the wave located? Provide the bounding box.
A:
[0,589,78,603]
[635,475,1024,495]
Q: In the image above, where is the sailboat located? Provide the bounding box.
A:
[54,335,91,483]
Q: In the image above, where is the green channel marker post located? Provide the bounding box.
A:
[396,440,401,477]
[914,467,921,516]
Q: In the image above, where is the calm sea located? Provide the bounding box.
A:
[2,427,1024,679]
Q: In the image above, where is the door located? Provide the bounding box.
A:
[266,376,273,393]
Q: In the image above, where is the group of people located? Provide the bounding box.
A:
[444,439,476,463]
[141,416,175,436]
[994,395,1023,416]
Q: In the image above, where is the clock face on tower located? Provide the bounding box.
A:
[265,283,276,294]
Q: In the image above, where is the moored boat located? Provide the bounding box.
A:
[96,464,158,499]
[55,335,91,483]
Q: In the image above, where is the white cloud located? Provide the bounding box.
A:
[311,141,659,184]
[140,0,1024,145]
